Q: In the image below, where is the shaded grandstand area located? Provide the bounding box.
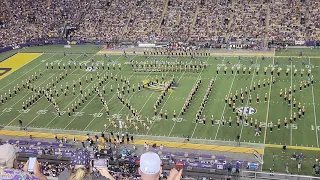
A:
[0,0,319,47]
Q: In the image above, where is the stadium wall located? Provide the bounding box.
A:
[0,39,319,55]
[0,39,86,54]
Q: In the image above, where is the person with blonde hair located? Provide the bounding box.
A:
[59,150,114,180]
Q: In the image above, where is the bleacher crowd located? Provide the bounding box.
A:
[0,132,262,180]
[1,0,319,47]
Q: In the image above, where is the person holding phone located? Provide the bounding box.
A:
[0,144,47,180]
[58,150,115,180]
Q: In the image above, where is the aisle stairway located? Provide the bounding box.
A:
[264,1,271,44]
[122,0,137,36]
[304,0,311,40]
[157,0,170,33]
[187,3,200,41]
[226,0,235,41]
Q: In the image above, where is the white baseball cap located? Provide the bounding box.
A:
[140,152,161,175]
[0,144,17,167]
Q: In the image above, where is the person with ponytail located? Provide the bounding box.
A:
[59,150,114,180]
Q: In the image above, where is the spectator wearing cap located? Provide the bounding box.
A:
[139,152,183,180]
[139,152,162,180]
[0,144,47,180]
[58,150,114,180]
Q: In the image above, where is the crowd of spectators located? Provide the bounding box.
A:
[309,0,320,40]
[268,0,308,42]
[230,0,267,40]
[0,132,261,180]
[191,0,232,42]
[0,0,319,47]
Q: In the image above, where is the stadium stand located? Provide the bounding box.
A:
[0,0,320,179]
[1,0,319,47]
[1,135,261,179]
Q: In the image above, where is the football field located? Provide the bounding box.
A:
[1,46,320,175]
[0,46,320,148]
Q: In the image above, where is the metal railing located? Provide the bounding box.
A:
[241,170,320,180]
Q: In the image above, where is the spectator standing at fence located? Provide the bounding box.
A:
[298,162,302,172]
[19,119,23,129]
[0,144,47,180]
[285,162,289,173]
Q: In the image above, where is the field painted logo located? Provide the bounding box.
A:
[236,106,256,116]
[86,67,98,72]
[142,80,178,92]
[0,68,12,77]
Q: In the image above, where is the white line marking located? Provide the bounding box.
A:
[190,57,219,138]
[5,54,83,126]
[263,54,274,144]
[83,55,156,131]
[309,57,319,147]
[239,57,258,141]
[146,60,197,135]
[74,67,135,131]
[214,62,237,140]
[26,54,100,128]
[156,71,185,136]
[290,60,293,145]
[145,57,205,135]
[0,55,58,117]
[51,54,127,129]
[0,53,51,91]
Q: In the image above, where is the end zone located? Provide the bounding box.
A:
[0,53,42,80]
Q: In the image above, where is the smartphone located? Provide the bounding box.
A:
[28,157,37,172]
[93,159,108,168]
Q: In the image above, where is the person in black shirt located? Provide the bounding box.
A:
[19,119,23,129]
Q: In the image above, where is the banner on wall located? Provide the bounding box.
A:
[295,40,305,45]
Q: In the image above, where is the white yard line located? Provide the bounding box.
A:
[180,70,205,138]
[4,54,83,126]
[0,54,76,117]
[0,53,56,92]
[0,70,50,116]
[189,57,214,138]
[145,52,202,136]
[44,54,127,129]
[136,60,170,115]
[26,53,102,128]
[290,60,293,145]
[263,55,274,144]
[67,63,132,130]
[86,67,153,131]
[309,57,319,147]
[146,57,193,136]
[238,57,258,141]
[149,71,185,136]
[82,56,152,131]
[214,59,237,140]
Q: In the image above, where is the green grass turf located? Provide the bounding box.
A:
[275,48,320,57]
[1,46,320,175]
[263,147,320,176]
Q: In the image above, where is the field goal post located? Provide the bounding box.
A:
[253,149,263,165]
